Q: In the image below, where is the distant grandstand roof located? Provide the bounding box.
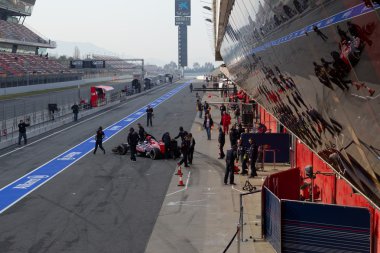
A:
[0,20,55,48]
[0,0,36,16]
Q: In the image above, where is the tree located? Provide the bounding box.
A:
[204,62,214,70]
[164,61,178,71]
[193,62,200,70]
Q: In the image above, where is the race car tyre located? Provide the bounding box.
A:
[150,148,160,160]
[174,150,181,159]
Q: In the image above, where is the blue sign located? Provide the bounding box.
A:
[175,0,191,16]
[0,81,191,214]
[250,3,380,55]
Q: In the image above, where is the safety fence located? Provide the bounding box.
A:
[0,77,176,147]
[262,169,372,253]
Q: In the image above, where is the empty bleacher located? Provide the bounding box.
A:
[0,53,82,87]
[0,53,74,77]
[0,20,48,44]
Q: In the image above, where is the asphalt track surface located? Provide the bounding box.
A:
[0,79,197,253]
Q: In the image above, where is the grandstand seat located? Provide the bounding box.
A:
[0,52,76,77]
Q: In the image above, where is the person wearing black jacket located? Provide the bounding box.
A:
[197,100,203,119]
[224,145,237,185]
[71,103,79,121]
[188,133,196,164]
[137,123,146,142]
[219,104,226,116]
[146,105,153,127]
[238,139,248,175]
[93,126,105,154]
[18,119,30,145]
[127,127,139,161]
[162,132,172,159]
[237,123,244,137]
[177,134,190,167]
[248,138,258,178]
[203,114,214,140]
[175,126,186,142]
[218,127,225,159]
[203,101,209,115]
[229,125,239,147]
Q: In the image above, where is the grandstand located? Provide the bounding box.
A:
[0,0,81,87]
[91,55,140,74]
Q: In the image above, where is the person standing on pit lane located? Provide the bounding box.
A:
[137,123,146,142]
[93,126,105,154]
[248,138,258,178]
[146,105,153,127]
[219,103,227,116]
[203,101,210,115]
[178,134,190,168]
[175,126,186,142]
[197,100,203,119]
[18,119,30,145]
[71,103,79,122]
[187,133,196,164]
[238,139,248,175]
[224,145,238,185]
[162,132,172,159]
[128,127,139,161]
[203,114,214,140]
[218,127,225,159]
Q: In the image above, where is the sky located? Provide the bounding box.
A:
[25,0,216,66]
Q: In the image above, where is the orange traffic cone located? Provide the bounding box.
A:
[178,174,185,187]
[175,165,183,176]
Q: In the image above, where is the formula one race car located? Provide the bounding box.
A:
[136,135,181,160]
[135,135,164,159]
[112,134,181,160]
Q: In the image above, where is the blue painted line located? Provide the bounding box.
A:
[250,3,380,55]
[0,81,191,214]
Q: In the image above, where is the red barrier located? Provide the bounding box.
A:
[263,168,300,201]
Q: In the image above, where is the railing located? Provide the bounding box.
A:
[223,189,262,253]
[0,73,82,88]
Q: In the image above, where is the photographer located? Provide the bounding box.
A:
[18,119,30,145]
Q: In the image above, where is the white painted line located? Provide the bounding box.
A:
[165,171,191,197]
[0,106,122,158]
[231,185,248,194]
[167,203,208,207]
[167,199,207,205]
